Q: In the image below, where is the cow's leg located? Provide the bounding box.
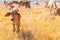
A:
[18,4,20,8]
[48,8,52,15]
[25,6,27,8]
[28,5,31,8]
[54,2,57,9]
[16,24,20,33]
[13,23,15,32]
[49,4,53,15]
[25,4,27,8]
[25,4,31,8]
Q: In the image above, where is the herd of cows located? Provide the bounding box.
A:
[4,1,31,8]
[4,1,60,16]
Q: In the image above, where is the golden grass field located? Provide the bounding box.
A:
[0,2,60,40]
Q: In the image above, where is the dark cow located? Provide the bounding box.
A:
[12,1,18,4]
[4,1,18,7]
[4,1,31,8]
[18,1,31,8]
[56,8,60,15]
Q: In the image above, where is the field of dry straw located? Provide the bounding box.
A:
[0,2,60,40]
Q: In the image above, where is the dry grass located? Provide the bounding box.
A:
[0,2,60,40]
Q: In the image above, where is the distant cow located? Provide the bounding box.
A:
[56,8,60,15]
[18,1,31,8]
[45,2,48,8]
[33,1,39,5]
[47,0,57,15]
[4,1,18,7]
[4,1,9,7]
[12,1,18,4]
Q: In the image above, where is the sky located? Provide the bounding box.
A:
[0,0,60,2]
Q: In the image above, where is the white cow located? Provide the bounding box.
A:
[47,0,57,15]
[33,1,39,5]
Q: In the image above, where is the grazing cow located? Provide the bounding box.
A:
[5,11,21,33]
[4,1,6,4]
[4,1,12,8]
[44,0,49,8]
[12,1,18,4]
[45,2,48,8]
[8,1,18,7]
[55,8,60,15]
[18,1,31,8]
[47,0,57,15]
[4,1,9,7]
[33,1,39,5]
[4,1,18,8]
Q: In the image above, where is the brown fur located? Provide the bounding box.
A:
[56,8,60,15]
[5,12,21,33]
[45,2,48,8]
[5,12,11,17]
[4,1,31,8]
[18,1,31,8]
[4,1,18,8]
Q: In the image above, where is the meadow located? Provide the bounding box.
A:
[0,2,60,40]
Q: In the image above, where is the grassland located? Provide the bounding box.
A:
[0,2,60,40]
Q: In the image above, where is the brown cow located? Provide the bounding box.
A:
[18,1,31,8]
[45,2,48,8]
[56,8,60,15]
[4,1,18,8]
[5,12,21,33]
